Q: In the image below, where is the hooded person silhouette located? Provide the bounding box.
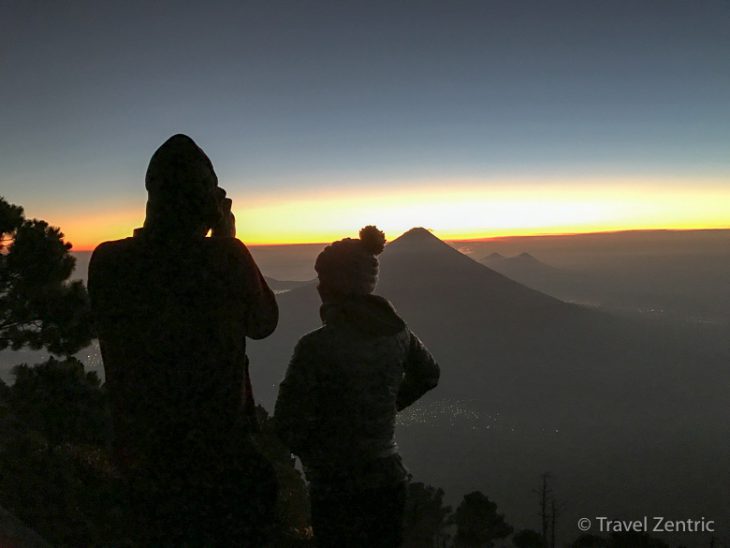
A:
[88,134,278,545]
[274,226,440,548]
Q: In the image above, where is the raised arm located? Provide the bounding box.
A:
[244,264,278,340]
[396,331,440,411]
[230,240,279,339]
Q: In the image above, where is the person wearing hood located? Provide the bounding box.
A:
[274,226,440,548]
[88,134,278,545]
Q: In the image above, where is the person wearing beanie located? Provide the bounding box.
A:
[88,134,278,545]
[275,226,440,548]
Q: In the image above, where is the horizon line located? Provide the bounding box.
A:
[452,226,730,243]
[69,225,730,252]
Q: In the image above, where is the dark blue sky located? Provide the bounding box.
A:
[2,0,729,244]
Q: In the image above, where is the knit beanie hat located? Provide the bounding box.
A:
[315,226,387,296]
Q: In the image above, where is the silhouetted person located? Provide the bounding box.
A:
[88,134,278,546]
[274,226,440,548]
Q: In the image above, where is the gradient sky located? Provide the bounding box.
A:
[2,0,729,247]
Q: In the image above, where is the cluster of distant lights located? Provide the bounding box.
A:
[396,400,556,434]
[80,349,565,436]
[80,341,103,371]
[397,401,489,431]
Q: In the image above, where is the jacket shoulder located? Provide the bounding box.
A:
[296,326,328,348]
[202,237,258,267]
[201,237,249,254]
[91,238,134,254]
[89,238,134,269]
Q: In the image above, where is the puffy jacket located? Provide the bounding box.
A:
[274,294,439,487]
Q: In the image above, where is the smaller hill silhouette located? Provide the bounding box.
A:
[481,251,557,273]
[484,252,505,261]
[381,228,565,313]
[479,251,565,293]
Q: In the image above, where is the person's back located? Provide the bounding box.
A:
[279,296,433,473]
[91,236,275,464]
[275,226,440,547]
[88,134,278,545]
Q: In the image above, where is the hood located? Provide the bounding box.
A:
[145,134,217,197]
[142,134,220,236]
[320,294,406,337]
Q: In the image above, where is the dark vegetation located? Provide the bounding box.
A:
[0,199,92,356]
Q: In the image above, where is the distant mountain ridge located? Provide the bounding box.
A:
[379,228,568,324]
[250,226,608,410]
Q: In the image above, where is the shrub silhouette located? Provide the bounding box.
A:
[9,357,108,448]
[452,491,513,547]
[402,481,453,547]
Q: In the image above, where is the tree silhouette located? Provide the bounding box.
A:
[0,199,113,544]
[0,358,120,545]
[9,357,108,448]
[452,491,513,547]
[402,481,453,547]
[533,473,551,547]
[0,197,92,355]
[0,377,9,414]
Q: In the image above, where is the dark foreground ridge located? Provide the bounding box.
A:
[0,505,50,548]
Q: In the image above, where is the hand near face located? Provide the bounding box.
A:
[210,187,236,238]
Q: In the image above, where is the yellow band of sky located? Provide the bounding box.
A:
[38,177,730,250]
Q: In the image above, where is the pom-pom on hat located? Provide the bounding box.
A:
[315,226,386,296]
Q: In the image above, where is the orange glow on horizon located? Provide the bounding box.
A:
[45,177,730,250]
